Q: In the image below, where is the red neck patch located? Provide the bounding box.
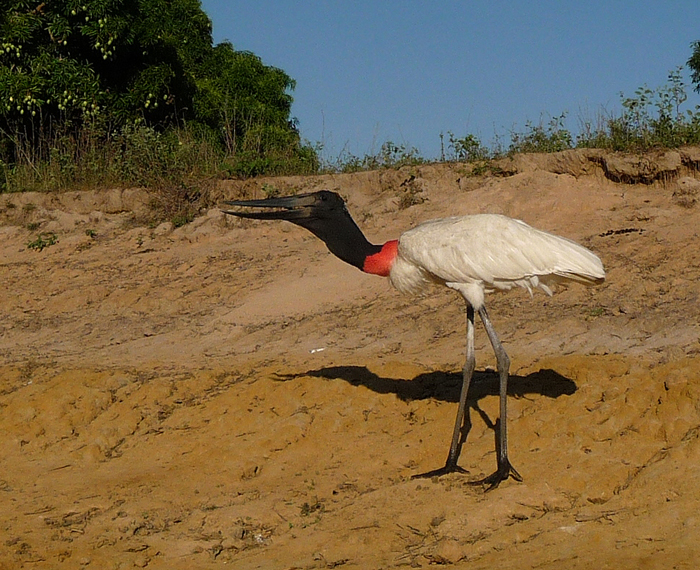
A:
[362,240,399,277]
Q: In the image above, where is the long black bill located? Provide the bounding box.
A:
[221,193,321,221]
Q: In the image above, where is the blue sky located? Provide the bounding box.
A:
[199,1,700,160]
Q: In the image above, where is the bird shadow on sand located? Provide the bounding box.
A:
[275,365,576,404]
[277,366,577,478]
[275,365,576,481]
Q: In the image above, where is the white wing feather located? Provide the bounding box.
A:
[389,214,605,308]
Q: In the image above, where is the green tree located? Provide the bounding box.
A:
[0,0,314,180]
[195,42,297,153]
[0,0,210,125]
[689,41,700,91]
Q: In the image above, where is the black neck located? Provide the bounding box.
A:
[292,211,382,270]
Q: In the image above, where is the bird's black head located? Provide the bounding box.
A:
[221,190,381,270]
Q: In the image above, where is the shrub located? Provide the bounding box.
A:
[0,0,317,191]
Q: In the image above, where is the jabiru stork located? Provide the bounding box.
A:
[222,190,605,489]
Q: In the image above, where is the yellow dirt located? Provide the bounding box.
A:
[1,150,699,568]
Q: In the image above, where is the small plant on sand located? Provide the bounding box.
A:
[397,174,426,210]
[27,232,57,251]
[262,183,281,198]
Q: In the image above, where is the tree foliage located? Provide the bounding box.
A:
[0,0,314,180]
[689,41,700,92]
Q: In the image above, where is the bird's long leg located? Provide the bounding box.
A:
[471,305,523,490]
[412,304,474,479]
[443,303,475,471]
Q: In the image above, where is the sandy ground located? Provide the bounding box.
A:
[1,149,699,569]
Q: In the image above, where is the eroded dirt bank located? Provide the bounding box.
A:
[1,149,699,568]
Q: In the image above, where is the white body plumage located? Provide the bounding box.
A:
[389,214,605,309]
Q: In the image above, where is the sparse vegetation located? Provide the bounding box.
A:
[433,66,700,169]
[27,232,57,251]
[443,132,491,162]
[171,211,195,228]
[2,0,700,201]
[323,141,425,173]
[509,113,573,154]
[588,307,605,318]
[261,183,281,198]
[397,174,426,210]
[319,64,700,175]
[577,67,700,151]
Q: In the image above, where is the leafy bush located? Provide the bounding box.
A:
[0,0,316,192]
[509,113,573,154]
[577,67,700,150]
[444,132,490,162]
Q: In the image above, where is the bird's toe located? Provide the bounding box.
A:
[412,462,469,480]
[469,460,522,491]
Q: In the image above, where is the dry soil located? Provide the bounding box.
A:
[1,149,699,569]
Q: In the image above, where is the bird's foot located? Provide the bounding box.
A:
[469,459,522,491]
[411,461,468,480]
